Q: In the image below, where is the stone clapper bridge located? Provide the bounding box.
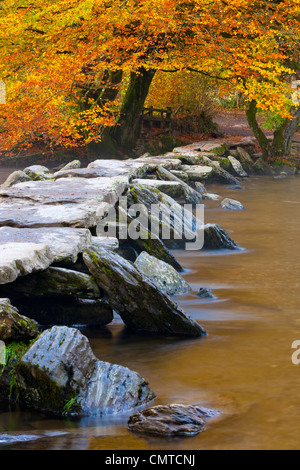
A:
[0,138,252,428]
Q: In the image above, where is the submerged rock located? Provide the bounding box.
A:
[135,252,192,296]
[83,246,205,337]
[220,198,245,211]
[128,404,215,437]
[0,298,39,342]
[196,288,215,299]
[204,224,239,250]
[15,326,155,416]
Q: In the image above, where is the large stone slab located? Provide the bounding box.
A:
[134,156,182,170]
[0,242,55,285]
[10,267,101,299]
[0,227,92,284]
[83,246,206,337]
[181,165,214,181]
[0,201,110,229]
[87,160,149,179]
[0,176,128,206]
[173,140,228,156]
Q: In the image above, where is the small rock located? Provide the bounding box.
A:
[220,198,244,210]
[226,185,245,190]
[194,181,207,195]
[196,288,215,299]
[128,404,214,437]
[202,193,220,201]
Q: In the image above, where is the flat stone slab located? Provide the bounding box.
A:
[0,226,93,284]
[0,176,128,206]
[0,242,55,285]
[0,201,110,229]
[181,165,214,181]
[132,179,185,199]
[87,160,149,179]
[134,156,182,170]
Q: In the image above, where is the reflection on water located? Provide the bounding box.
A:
[1,175,300,450]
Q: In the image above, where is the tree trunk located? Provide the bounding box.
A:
[79,69,123,161]
[111,67,156,152]
[272,106,300,158]
[246,99,272,160]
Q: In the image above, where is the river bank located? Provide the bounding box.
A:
[0,138,299,448]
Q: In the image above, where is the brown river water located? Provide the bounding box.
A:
[0,169,300,450]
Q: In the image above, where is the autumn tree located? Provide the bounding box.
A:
[0,0,299,160]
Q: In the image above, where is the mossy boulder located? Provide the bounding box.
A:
[135,252,192,296]
[23,165,53,181]
[0,298,39,343]
[11,267,101,299]
[13,326,155,416]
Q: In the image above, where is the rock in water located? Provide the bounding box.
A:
[83,246,205,337]
[196,288,215,299]
[0,298,39,342]
[16,326,155,416]
[128,404,214,436]
[204,224,239,250]
[220,198,245,211]
[134,252,191,296]
[228,156,248,177]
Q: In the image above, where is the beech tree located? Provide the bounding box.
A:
[0,0,299,159]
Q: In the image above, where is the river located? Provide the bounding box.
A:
[0,172,300,450]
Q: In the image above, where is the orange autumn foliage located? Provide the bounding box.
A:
[0,0,299,154]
